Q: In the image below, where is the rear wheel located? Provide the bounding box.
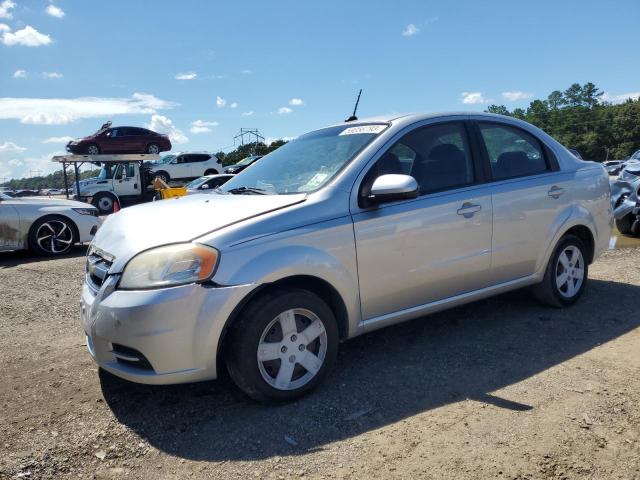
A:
[28,216,76,256]
[204,169,218,176]
[226,289,339,403]
[146,143,160,154]
[532,234,588,308]
[153,171,169,184]
[616,215,634,235]
[92,193,116,214]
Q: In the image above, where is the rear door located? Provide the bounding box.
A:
[352,120,493,321]
[473,119,570,283]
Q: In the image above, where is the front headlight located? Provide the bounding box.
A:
[119,243,219,290]
[72,207,98,216]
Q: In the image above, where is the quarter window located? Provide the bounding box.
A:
[362,122,475,198]
[478,123,548,180]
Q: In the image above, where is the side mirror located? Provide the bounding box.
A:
[368,174,419,205]
[200,184,209,190]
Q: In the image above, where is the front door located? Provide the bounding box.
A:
[113,163,139,196]
[352,121,493,321]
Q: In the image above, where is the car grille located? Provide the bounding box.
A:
[86,248,114,291]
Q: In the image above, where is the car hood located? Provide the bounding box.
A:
[93,193,307,272]
[11,196,93,208]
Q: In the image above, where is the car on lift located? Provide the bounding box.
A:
[0,191,100,256]
[148,152,223,183]
[66,122,172,155]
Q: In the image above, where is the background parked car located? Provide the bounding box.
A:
[185,174,234,194]
[149,152,223,183]
[603,160,626,176]
[66,123,171,155]
[223,155,263,174]
[568,148,583,160]
[0,191,100,256]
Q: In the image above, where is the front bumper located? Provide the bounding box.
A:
[81,276,256,384]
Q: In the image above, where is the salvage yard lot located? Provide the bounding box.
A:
[1,248,639,479]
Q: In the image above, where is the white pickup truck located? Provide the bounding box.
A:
[147,152,223,183]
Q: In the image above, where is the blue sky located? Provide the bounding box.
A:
[1,0,639,181]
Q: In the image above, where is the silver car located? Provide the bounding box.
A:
[0,192,101,255]
[81,113,612,402]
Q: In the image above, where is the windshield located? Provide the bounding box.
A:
[185,177,208,189]
[157,155,176,164]
[236,156,258,166]
[631,150,640,161]
[0,192,10,200]
[221,124,387,194]
[97,163,118,179]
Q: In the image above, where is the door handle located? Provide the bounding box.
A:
[548,186,565,199]
[457,202,482,218]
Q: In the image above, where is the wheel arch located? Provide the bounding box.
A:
[153,170,170,181]
[216,274,350,362]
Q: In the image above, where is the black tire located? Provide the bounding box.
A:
[204,169,218,176]
[532,234,589,308]
[92,192,116,215]
[616,215,634,235]
[153,171,170,184]
[86,143,100,155]
[146,143,160,154]
[226,288,339,403]
[28,215,77,256]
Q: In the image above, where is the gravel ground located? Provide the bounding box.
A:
[1,246,639,480]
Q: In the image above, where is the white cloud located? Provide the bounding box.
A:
[460,92,487,105]
[265,136,295,146]
[13,69,26,78]
[42,71,63,79]
[0,152,63,181]
[42,136,74,144]
[230,102,238,109]
[501,91,534,102]
[0,0,15,19]
[146,115,188,144]
[46,4,65,18]
[241,69,252,75]
[402,23,419,37]
[175,72,197,80]
[241,110,254,117]
[277,107,293,115]
[0,141,26,153]
[189,119,219,134]
[2,25,52,47]
[601,92,640,104]
[216,96,226,108]
[0,23,10,32]
[288,98,304,106]
[0,92,176,125]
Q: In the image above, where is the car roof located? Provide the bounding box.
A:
[168,151,215,156]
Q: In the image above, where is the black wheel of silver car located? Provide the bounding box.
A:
[28,216,76,256]
[204,169,218,176]
[532,234,588,308]
[92,193,115,214]
[226,289,338,403]
[146,143,160,154]
[86,143,100,155]
[615,215,634,235]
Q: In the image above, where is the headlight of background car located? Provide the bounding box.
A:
[72,208,98,216]
[119,243,219,290]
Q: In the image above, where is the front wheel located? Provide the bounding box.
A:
[86,144,100,155]
[226,289,339,403]
[532,234,588,308]
[28,216,76,256]
[616,215,634,235]
[204,169,218,176]
[92,193,116,215]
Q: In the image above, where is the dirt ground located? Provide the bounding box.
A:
[1,246,639,480]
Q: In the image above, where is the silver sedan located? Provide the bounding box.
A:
[0,192,101,256]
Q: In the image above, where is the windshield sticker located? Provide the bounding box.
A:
[339,125,386,136]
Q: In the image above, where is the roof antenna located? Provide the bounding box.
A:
[345,89,362,122]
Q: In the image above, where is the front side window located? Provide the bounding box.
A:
[362,122,475,197]
[479,123,548,180]
[221,124,387,194]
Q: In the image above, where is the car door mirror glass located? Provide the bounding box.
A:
[369,174,418,204]
[200,184,209,189]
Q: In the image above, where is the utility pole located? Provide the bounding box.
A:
[233,128,265,154]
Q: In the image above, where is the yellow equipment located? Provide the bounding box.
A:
[153,178,187,200]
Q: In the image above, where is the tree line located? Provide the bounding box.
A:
[486,82,640,161]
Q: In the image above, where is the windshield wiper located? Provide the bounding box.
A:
[227,186,267,195]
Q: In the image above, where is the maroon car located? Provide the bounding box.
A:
[66,122,172,155]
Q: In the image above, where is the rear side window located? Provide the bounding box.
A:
[190,154,210,162]
[478,123,548,180]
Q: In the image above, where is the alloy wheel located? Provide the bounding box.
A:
[257,308,327,391]
[87,145,99,155]
[148,144,160,154]
[555,245,584,298]
[35,220,73,254]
